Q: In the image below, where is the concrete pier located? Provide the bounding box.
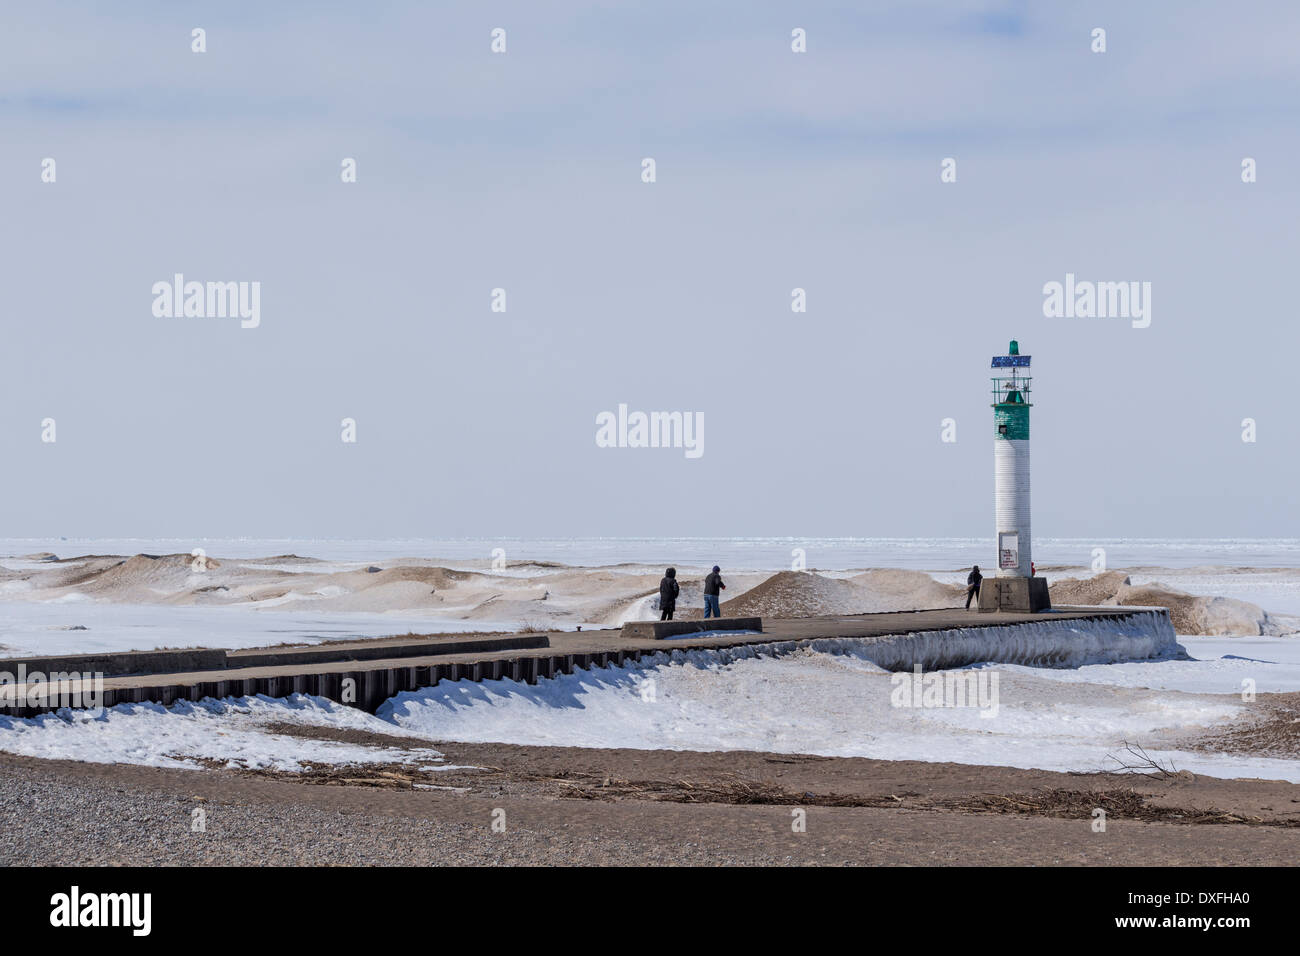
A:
[620,617,763,640]
[0,607,1152,716]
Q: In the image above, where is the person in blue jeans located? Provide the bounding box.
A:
[703,565,726,618]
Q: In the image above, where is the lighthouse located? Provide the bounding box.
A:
[980,339,1051,613]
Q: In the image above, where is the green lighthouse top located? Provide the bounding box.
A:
[990,339,1032,407]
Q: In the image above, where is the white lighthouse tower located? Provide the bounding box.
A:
[981,339,1051,613]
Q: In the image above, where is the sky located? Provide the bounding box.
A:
[1,1,1297,541]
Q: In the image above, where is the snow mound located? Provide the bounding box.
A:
[1048,571,1289,636]
[69,554,215,595]
[1117,583,1286,636]
[721,571,872,617]
[717,569,965,618]
[1049,570,1132,605]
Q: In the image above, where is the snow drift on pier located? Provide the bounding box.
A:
[375,609,1300,781]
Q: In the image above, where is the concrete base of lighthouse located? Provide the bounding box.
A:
[978,576,1051,613]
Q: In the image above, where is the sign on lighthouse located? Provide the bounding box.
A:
[980,339,1052,613]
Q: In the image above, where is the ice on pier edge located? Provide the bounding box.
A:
[379,617,1300,783]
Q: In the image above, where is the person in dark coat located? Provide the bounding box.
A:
[659,567,679,621]
[703,565,726,618]
[965,565,982,609]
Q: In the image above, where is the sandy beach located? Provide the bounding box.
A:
[5,729,1299,867]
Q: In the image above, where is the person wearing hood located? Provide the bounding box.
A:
[703,565,726,618]
[965,565,982,610]
[659,567,679,621]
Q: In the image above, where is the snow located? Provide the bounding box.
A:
[663,629,762,640]
[5,536,1299,573]
[377,622,1300,783]
[1000,636,1300,694]
[0,538,1296,781]
[0,603,527,659]
[0,622,1296,782]
[793,609,1182,669]
[1126,570,1300,618]
[0,694,447,772]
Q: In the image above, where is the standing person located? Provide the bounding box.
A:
[659,567,679,621]
[703,565,726,619]
[965,565,982,610]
